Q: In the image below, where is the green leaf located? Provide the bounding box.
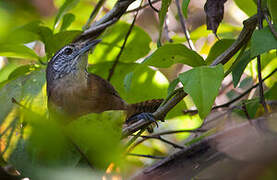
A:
[54,0,80,28]
[250,26,277,58]
[189,24,241,41]
[182,0,190,18]
[206,39,235,65]
[88,62,168,103]
[158,0,172,41]
[0,44,39,60]
[124,72,133,92]
[90,22,151,64]
[143,44,205,68]
[167,78,179,95]
[232,50,253,87]
[2,21,42,44]
[234,0,257,16]
[8,65,41,81]
[265,82,277,100]
[268,0,277,23]
[46,30,82,57]
[5,22,53,46]
[234,99,259,119]
[179,65,224,119]
[60,13,75,32]
[0,61,21,83]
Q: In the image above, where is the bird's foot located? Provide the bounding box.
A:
[126,112,158,128]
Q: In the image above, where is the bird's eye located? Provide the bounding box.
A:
[64,48,73,55]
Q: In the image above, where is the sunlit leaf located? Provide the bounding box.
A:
[189,23,241,40]
[2,21,42,44]
[54,0,80,28]
[234,0,257,16]
[0,61,21,83]
[0,78,21,124]
[8,65,41,81]
[179,65,224,119]
[60,13,75,32]
[90,22,151,64]
[0,44,39,60]
[250,26,277,58]
[143,44,205,68]
[88,62,168,103]
[67,111,124,169]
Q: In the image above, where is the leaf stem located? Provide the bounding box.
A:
[257,0,268,113]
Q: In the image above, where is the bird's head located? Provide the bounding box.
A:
[46,39,101,80]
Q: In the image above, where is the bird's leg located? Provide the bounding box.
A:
[126,112,159,128]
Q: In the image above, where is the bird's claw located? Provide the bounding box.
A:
[127,112,158,128]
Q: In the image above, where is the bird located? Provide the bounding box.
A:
[46,39,163,126]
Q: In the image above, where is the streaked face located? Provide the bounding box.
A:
[47,39,101,80]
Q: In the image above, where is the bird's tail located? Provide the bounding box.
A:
[126,99,163,122]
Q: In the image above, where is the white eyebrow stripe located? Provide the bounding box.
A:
[51,45,71,61]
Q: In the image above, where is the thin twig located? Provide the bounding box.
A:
[241,102,251,120]
[183,68,277,115]
[0,125,16,156]
[257,0,268,113]
[164,14,173,42]
[107,2,141,81]
[127,153,165,159]
[264,11,277,39]
[175,0,195,50]
[150,129,206,136]
[151,136,184,149]
[83,0,107,30]
[0,118,18,139]
[125,128,146,148]
[127,129,203,152]
[76,0,136,42]
[148,0,160,12]
[125,0,161,14]
[66,136,94,169]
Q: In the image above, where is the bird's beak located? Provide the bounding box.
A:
[78,39,101,55]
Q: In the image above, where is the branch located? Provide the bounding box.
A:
[122,90,187,138]
[210,15,258,66]
[131,113,277,180]
[148,0,160,13]
[122,16,259,137]
[83,0,107,30]
[127,129,204,152]
[75,0,136,42]
[257,0,268,113]
[127,153,165,159]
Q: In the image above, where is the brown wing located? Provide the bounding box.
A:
[87,73,128,112]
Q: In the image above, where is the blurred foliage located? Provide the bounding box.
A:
[0,0,276,179]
